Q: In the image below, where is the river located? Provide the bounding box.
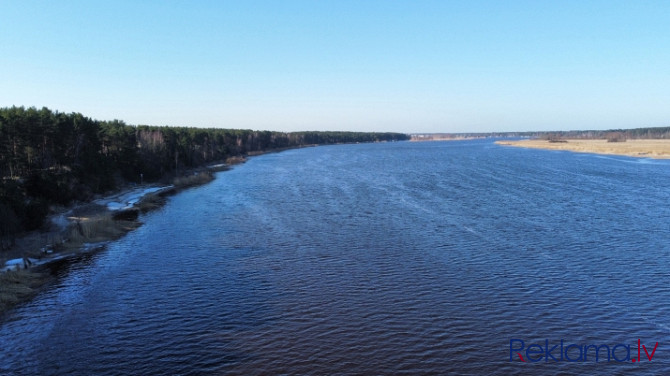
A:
[1,140,669,375]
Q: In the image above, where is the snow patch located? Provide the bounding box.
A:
[3,258,39,272]
[95,186,172,211]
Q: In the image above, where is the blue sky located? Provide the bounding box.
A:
[1,1,669,133]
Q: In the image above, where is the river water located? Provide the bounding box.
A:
[1,140,670,375]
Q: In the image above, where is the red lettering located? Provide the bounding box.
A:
[643,342,659,361]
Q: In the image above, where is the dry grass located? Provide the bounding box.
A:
[496,139,670,159]
[0,269,48,312]
[225,155,248,164]
[135,193,167,212]
[65,214,139,247]
[173,171,214,189]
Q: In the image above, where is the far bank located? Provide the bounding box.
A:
[496,139,670,159]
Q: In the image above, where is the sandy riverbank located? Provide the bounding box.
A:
[496,139,670,159]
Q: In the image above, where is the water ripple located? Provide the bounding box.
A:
[1,141,670,375]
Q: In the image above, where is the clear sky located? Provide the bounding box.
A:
[1,1,669,133]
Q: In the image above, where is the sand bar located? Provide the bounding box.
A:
[496,139,670,159]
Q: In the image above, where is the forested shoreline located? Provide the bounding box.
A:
[0,106,409,241]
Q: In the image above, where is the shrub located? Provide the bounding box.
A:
[173,171,214,189]
[544,133,567,143]
[66,214,126,245]
[606,132,627,142]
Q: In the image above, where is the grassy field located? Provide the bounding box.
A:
[496,139,670,159]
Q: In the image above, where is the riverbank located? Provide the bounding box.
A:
[496,139,670,159]
[0,166,227,314]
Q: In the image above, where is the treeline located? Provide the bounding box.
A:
[537,127,670,140]
[412,127,670,141]
[0,106,408,240]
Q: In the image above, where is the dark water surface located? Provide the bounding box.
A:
[2,140,670,375]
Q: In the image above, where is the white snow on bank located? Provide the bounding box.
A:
[3,258,40,272]
[2,242,110,272]
[95,186,172,211]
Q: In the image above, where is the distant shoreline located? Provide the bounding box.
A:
[410,135,485,142]
[496,139,670,159]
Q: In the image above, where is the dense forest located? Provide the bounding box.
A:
[0,106,409,240]
[538,127,670,140]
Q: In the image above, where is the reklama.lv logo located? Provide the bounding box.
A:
[510,339,658,363]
